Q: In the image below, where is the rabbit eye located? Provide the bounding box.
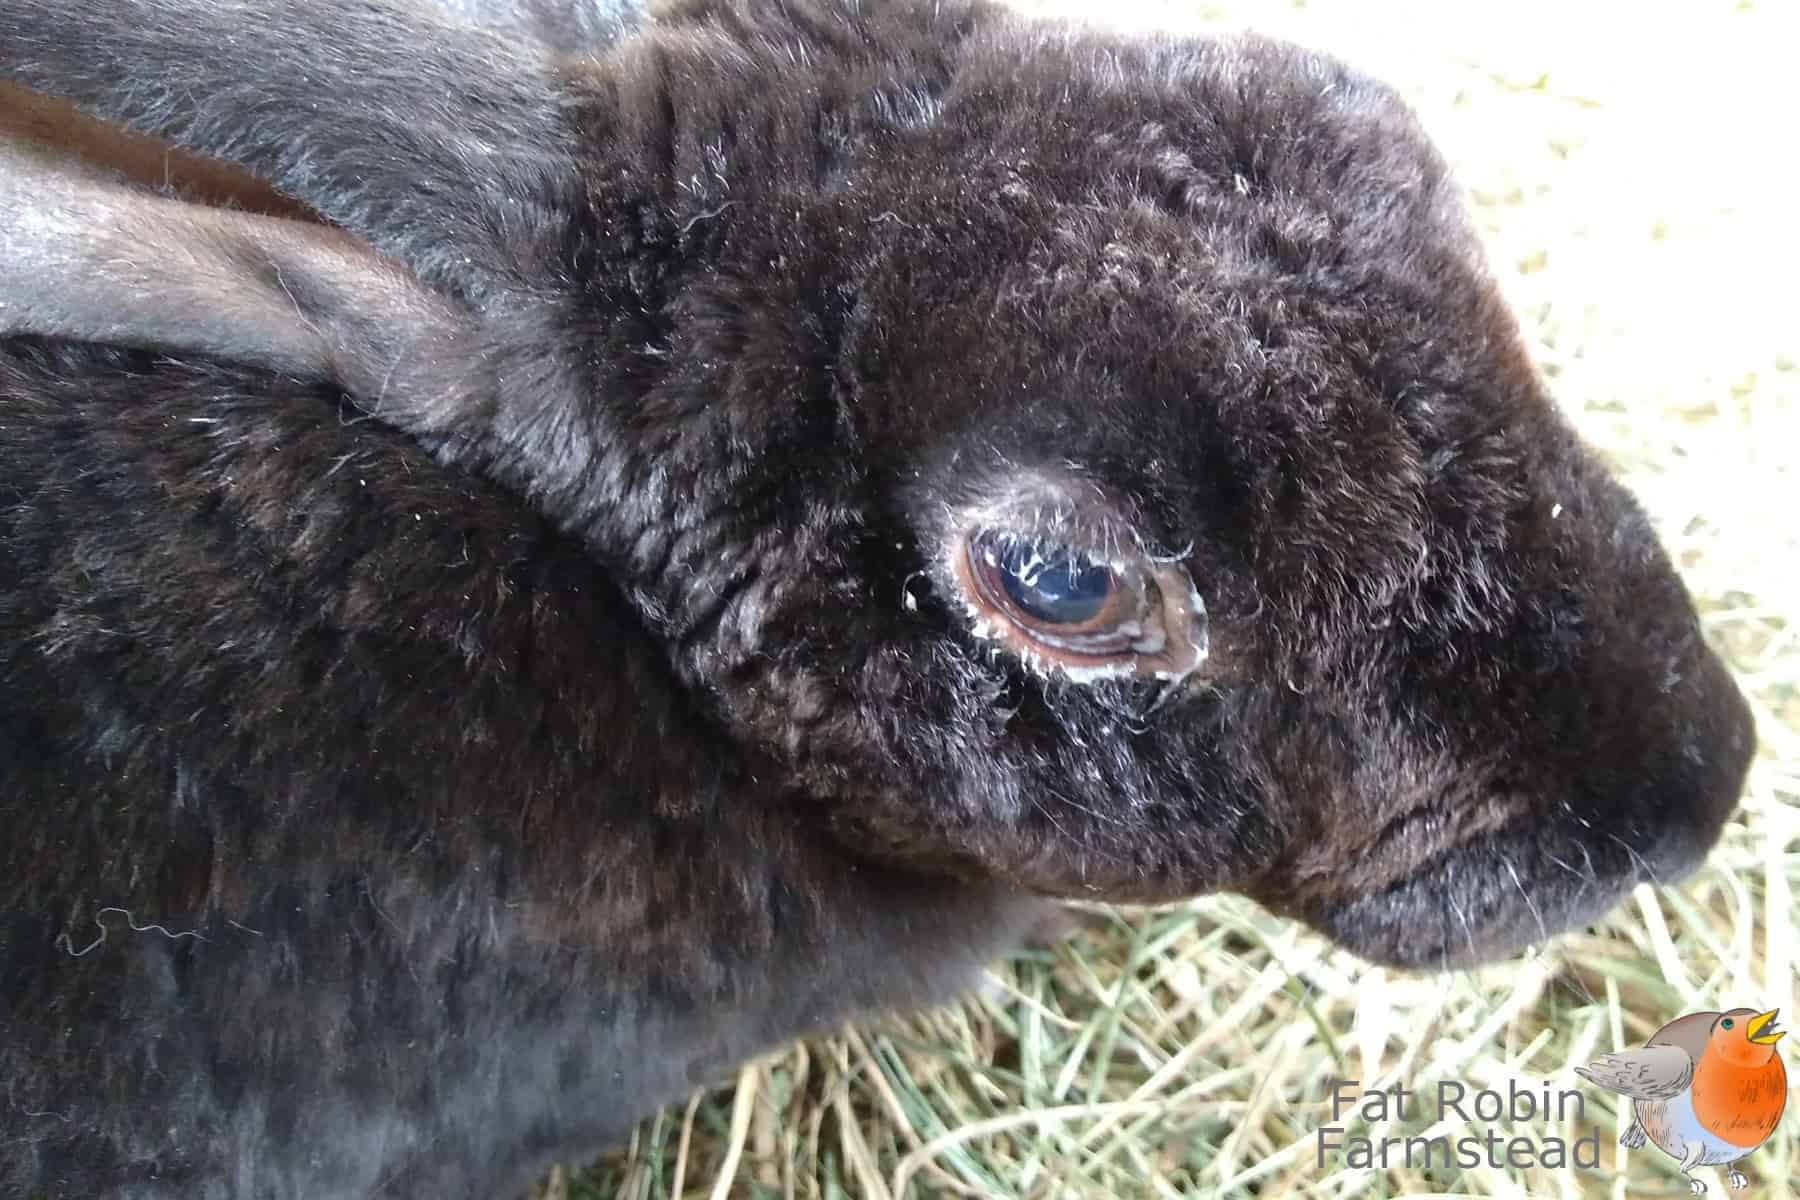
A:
[984,537,1121,630]
[966,532,1141,660]
[956,530,1208,681]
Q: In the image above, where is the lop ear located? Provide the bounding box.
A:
[0,132,474,401]
[0,80,313,219]
[0,0,583,301]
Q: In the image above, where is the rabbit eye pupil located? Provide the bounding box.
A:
[992,539,1114,626]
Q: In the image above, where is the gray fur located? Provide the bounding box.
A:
[0,0,578,295]
[432,0,641,48]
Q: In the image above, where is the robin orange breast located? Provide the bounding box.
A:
[1577,1007,1787,1193]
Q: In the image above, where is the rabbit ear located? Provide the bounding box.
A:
[0,80,314,219]
[0,0,581,301]
[0,134,474,402]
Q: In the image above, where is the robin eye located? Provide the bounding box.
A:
[1722,1018,1735,1030]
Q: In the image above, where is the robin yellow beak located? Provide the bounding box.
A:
[1746,1009,1785,1046]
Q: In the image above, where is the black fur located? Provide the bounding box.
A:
[0,1,1755,1195]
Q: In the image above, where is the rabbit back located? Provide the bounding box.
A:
[0,338,1037,1197]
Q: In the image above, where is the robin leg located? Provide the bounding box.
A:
[1620,1121,1646,1149]
[1678,1141,1707,1194]
[1725,1168,1749,1190]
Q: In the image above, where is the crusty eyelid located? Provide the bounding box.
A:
[947,499,1152,577]
[967,534,1144,649]
[963,523,1142,584]
[945,526,1209,687]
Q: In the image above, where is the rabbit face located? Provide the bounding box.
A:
[591,18,1754,965]
[0,0,1752,971]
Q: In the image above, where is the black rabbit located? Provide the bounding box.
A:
[0,0,1755,1196]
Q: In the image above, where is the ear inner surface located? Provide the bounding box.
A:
[0,0,579,298]
[0,137,474,398]
[0,80,315,219]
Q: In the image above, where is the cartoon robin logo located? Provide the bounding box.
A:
[1577,1007,1787,1193]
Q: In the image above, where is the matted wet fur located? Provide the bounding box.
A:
[0,0,1754,1195]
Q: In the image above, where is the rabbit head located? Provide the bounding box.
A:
[0,0,1753,969]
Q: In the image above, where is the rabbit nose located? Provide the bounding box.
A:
[1639,643,1756,884]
